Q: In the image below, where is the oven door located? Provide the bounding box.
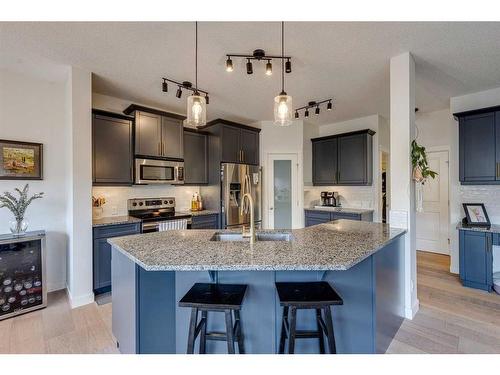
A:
[141,219,192,233]
[135,158,184,185]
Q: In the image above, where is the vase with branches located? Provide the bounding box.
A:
[0,184,44,235]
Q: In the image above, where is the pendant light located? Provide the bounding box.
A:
[274,22,293,126]
[186,21,207,128]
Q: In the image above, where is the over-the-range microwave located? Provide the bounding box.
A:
[134,158,184,185]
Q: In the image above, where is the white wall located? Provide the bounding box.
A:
[91,93,201,213]
[0,68,68,292]
[304,115,388,222]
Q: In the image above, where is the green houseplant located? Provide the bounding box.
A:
[411,140,438,183]
[0,184,44,235]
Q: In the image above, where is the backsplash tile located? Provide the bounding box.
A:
[304,186,375,209]
[460,186,500,224]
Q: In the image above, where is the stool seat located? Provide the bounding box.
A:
[275,281,343,307]
[179,283,247,310]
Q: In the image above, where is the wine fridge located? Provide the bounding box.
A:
[0,231,46,320]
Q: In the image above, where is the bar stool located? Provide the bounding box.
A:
[275,281,343,354]
[179,282,247,354]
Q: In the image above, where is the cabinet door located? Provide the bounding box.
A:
[93,238,112,290]
[184,131,208,184]
[496,112,500,181]
[161,116,183,159]
[240,128,259,165]
[93,114,133,185]
[312,139,338,185]
[135,111,162,157]
[191,214,219,229]
[338,133,371,185]
[462,231,490,286]
[221,125,241,163]
[459,113,496,182]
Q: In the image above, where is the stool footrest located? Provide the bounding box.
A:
[295,330,323,339]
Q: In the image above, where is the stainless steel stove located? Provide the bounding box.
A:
[128,197,192,233]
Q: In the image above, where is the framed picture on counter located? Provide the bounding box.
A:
[0,139,43,180]
[462,203,490,227]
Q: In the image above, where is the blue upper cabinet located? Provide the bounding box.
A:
[456,106,500,184]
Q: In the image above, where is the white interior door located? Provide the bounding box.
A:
[416,150,449,254]
[267,153,299,229]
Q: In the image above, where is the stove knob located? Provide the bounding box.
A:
[132,202,137,207]
[163,200,168,204]
[168,200,174,204]
[139,202,143,206]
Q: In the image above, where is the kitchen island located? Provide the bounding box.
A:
[108,220,406,354]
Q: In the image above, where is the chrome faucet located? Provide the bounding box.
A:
[241,193,255,244]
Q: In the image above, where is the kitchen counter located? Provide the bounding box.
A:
[176,209,219,217]
[456,222,500,234]
[108,220,405,272]
[110,219,406,354]
[92,215,142,227]
[307,206,375,214]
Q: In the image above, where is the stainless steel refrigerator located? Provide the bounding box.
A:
[221,163,261,229]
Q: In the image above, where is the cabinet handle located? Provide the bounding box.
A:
[158,142,161,155]
[162,142,165,156]
[497,162,500,178]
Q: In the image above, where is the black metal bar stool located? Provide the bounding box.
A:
[275,281,343,354]
[179,282,247,354]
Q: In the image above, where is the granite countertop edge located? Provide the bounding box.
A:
[456,222,500,234]
[92,210,219,227]
[305,207,375,214]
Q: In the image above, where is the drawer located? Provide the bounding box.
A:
[192,214,218,229]
[304,210,331,221]
[332,212,361,221]
[93,223,141,239]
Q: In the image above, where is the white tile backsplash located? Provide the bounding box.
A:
[304,186,375,209]
[92,185,201,217]
[459,185,500,224]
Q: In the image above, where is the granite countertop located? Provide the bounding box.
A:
[456,222,500,234]
[176,210,219,217]
[92,216,142,227]
[306,206,374,214]
[108,219,406,272]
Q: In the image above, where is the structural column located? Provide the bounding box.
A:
[389,52,418,319]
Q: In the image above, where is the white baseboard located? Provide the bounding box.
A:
[405,298,420,319]
[65,287,94,309]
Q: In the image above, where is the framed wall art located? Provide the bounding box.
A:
[0,139,43,180]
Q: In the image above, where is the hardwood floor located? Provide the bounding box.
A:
[387,251,500,354]
[0,251,498,354]
[0,290,118,354]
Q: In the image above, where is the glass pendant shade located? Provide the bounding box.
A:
[186,94,206,127]
[273,93,293,126]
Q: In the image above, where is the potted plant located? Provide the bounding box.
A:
[411,140,438,212]
[0,184,44,235]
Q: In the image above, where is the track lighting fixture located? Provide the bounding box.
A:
[274,22,293,126]
[295,111,299,119]
[226,57,233,72]
[205,94,209,105]
[224,47,292,76]
[246,59,253,75]
[294,99,334,119]
[265,60,272,76]
[162,79,168,93]
[176,86,183,98]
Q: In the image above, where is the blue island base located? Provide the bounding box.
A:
[111,236,404,354]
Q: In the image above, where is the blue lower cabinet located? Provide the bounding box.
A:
[304,209,372,227]
[459,230,493,292]
[191,214,219,229]
[93,223,141,294]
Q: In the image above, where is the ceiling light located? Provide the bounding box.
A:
[327,101,332,110]
[285,59,292,74]
[162,80,168,93]
[246,59,253,75]
[315,106,320,115]
[175,86,182,98]
[266,60,272,76]
[274,22,293,126]
[294,98,333,118]
[186,22,207,128]
[304,109,309,118]
[226,57,233,72]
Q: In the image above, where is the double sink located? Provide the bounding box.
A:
[210,232,293,242]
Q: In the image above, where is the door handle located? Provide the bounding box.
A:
[162,142,165,156]
[158,142,161,155]
[497,162,500,178]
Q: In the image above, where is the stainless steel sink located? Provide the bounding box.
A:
[210,232,293,242]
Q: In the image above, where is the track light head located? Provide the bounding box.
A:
[226,57,233,72]
[315,106,320,115]
[205,94,209,104]
[327,101,332,110]
[294,111,299,119]
[176,86,182,98]
[246,59,253,75]
[162,80,168,93]
[266,60,272,76]
[285,59,292,73]
[304,109,309,118]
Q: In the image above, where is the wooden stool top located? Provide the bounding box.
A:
[179,283,247,310]
[275,281,343,307]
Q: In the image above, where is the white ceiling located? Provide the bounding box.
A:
[1,22,500,124]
